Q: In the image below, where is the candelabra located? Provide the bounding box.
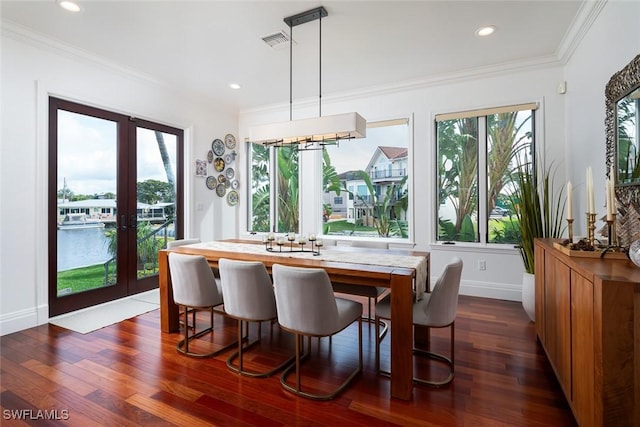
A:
[566,218,574,243]
[586,213,597,246]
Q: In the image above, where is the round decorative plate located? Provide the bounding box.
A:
[205,176,216,190]
[227,190,239,206]
[231,179,239,189]
[207,150,214,163]
[215,183,226,197]
[226,167,235,180]
[224,133,236,150]
[217,173,227,184]
[212,138,225,156]
[630,240,640,268]
[225,153,234,164]
[213,157,225,172]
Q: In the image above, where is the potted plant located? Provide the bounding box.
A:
[509,152,565,321]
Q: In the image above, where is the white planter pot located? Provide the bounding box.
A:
[522,272,535,322]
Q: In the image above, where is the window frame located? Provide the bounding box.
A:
[434,103,538,246]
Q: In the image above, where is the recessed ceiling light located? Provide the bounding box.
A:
[59,1,81,13]
[229,83,241,90]
[476,26,496,37]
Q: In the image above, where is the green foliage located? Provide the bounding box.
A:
[509,149,565,273]
[276,146,299,232]
[351,172,408,237]
[137,179,174,205]
[250,143,270,232]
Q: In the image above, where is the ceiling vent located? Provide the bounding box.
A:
[261,30,294,50]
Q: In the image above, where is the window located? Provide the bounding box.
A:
[436,104,536,244]
[249,142,270,232]
[248,143,299,233]
[322,119,410,239]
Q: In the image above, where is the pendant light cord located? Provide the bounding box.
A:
[319,12,322,118]
[289,24,293,122]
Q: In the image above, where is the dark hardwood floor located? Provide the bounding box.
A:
[0,295,576,426]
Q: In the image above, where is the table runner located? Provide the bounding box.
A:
[189,241,427,299]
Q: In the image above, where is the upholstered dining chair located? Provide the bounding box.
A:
[331,240,389,335]
[167,238,202,329]
[168,252,235,358]
[272,263,363,400]
[218,258,294,377]
[375,256,463,386]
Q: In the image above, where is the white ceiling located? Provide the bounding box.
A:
[1,1,590,111]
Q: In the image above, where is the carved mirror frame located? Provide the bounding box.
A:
[605,54,640,248]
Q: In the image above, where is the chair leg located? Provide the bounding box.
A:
[226,319,295,378]
[176,305,238,358]
[280,323,362,401]
[412,322,455,387]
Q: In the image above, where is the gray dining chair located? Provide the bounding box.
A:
[168,252,235,358]
[331,240,389,335]
[218,258,294,377]
[375,256,463,386]
[167,238,202,329]
[272,263,363,400]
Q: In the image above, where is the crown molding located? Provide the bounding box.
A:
[555,0,607,64]
[1,19,167,88]
[241,53,563,116]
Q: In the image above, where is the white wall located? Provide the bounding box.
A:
[0,26,238,335]
[564,0,640,235]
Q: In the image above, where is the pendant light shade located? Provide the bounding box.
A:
[250,112,366,146]
[249,6,366,147]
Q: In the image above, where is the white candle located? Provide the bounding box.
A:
[566,181,573,220]
[587,167,595,214]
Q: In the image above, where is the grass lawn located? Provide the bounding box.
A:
[57,263,158,295]
[324,219,376,235]
[57,264,115,295]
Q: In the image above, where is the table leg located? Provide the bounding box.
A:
[159,250,179,333]
[390,270,414,400]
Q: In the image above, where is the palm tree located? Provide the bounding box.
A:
[276,146,299,232]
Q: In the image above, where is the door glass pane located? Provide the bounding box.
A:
[436,117,479,242]
[136,128,177,279]
[57,111,117,296]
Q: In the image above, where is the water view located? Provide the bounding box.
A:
[57,227,111,271]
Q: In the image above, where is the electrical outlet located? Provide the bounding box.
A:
[478,260,486,270]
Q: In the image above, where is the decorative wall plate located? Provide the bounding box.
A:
[195,159,207,177]
[206,176,216,190]
[212,138,225,156]
[224,133,236,149]
[217,173,226,184]
[227,190,239,206]
[231,179,239,189]
[215,183,226,197]
[214,157,225,172]
[225,153,234,164]
[207,150,214,163]
[225,167,235,180]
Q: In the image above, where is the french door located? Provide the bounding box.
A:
[48,97,184,316]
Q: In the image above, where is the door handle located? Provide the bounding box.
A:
[119,215,127,230]
[130,214,137,229]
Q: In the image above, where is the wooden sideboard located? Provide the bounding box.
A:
[534,238,639,427]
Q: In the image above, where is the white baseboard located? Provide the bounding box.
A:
[0,306,43,336]
[458,279,522,302]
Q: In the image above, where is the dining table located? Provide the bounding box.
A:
[158,239,430,401]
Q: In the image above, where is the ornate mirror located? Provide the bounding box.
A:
[605,54,640,247]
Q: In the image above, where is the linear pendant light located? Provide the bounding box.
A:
[250,6,366,147]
